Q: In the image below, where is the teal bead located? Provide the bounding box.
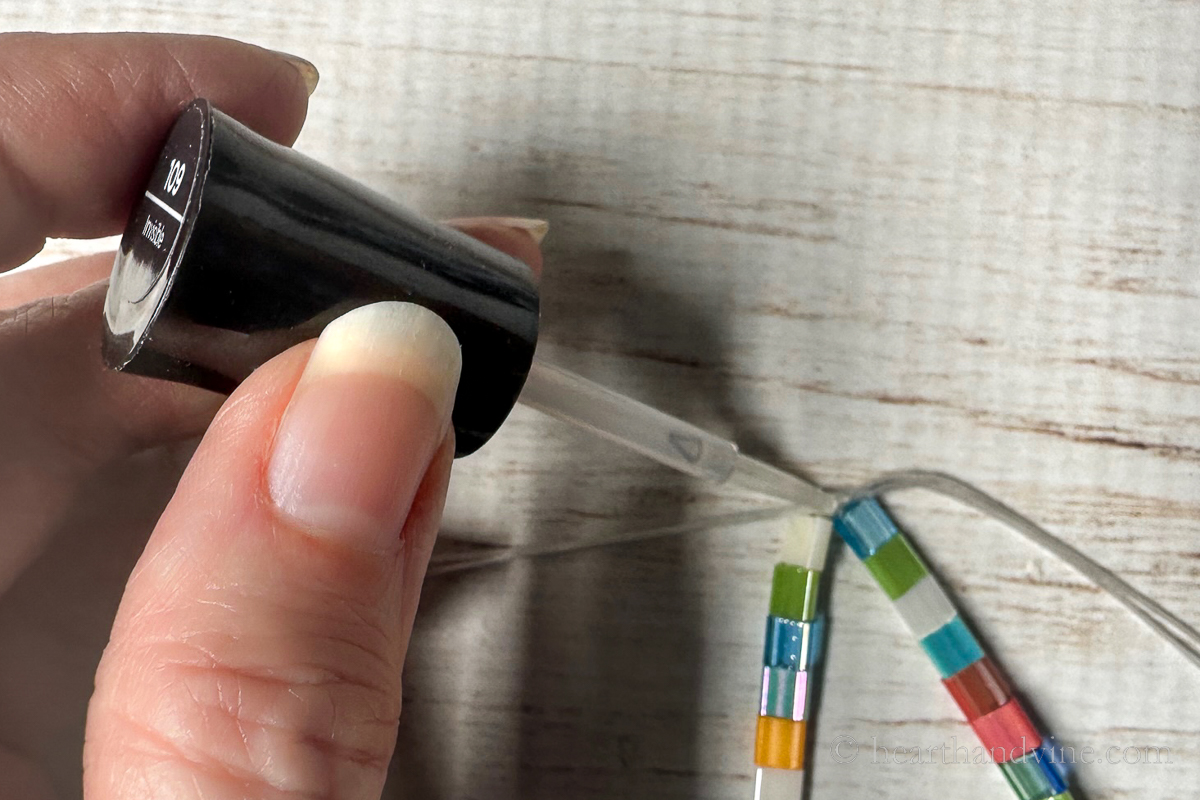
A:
[920,616,984,678]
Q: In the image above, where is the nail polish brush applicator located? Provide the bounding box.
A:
[102,99,833,513]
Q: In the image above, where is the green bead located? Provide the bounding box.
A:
[769,563,821,621]
[862,534,927,600]
[1051,793,1075,800]
[999,756,1055,800]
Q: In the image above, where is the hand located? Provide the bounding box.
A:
[0,32,544,799]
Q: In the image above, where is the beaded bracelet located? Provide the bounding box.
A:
[832,496,1075,800]
[752,514,831,799]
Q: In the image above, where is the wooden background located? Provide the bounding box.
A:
[6,1,1200,797]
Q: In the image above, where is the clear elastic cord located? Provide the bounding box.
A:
[428,505,809,576]
[430,467,1200,672]
[854,470,1200,672]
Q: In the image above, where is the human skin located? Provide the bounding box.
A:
[0,32,543,800]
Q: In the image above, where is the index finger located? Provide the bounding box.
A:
[0,32,314,271]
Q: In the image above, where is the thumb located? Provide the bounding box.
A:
[83,301,461,800]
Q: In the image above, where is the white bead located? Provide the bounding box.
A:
[754,766,805,800]
[779,514,831,571]
[891,573,957,640]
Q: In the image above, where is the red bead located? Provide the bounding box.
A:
[943,656,1012,721]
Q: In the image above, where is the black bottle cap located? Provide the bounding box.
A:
[103,99,540,456]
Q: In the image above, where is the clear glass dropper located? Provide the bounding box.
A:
[517,358,838,515]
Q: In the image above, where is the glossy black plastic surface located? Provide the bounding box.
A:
[104,99,540,456]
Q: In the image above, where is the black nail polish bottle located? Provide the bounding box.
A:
[104,99,540,456]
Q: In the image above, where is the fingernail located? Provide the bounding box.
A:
[273,50,320,96]
[497,218,549,245]
[267,302,461,547]
[448,216,549,245]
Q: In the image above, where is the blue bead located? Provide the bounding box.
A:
[808,614,826,668]
[1039,737,1074,784]
[833,497,899,559]
[920,616,985,678]
[764,616,811,669]
[1030,746,1069,794]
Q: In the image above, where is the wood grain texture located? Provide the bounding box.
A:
[6,0,1199,797]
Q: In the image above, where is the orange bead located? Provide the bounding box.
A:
[754,716,806,770]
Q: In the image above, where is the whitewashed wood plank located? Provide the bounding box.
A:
[7,1,1199,796]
